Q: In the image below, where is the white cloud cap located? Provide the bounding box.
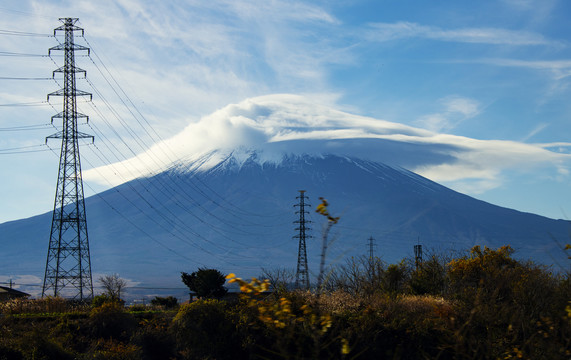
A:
[84,94,571,195]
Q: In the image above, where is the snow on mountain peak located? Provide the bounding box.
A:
[84,94,570,192]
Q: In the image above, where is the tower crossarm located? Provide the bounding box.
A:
[49,43,90,56]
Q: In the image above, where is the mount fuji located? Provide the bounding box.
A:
[1,95,569,299]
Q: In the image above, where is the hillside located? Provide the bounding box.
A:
[1,152,569,298]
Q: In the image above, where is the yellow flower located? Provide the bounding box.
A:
[341,338,350,355]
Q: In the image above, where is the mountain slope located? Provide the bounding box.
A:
[1,152,569,299]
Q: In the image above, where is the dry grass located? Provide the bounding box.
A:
[0,297,91,315]
[294,289,454,320]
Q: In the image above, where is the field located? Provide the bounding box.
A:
[0,245,570,360]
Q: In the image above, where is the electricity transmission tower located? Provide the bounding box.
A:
[294,190,312,290]
[42,18,94,300]
[367,236,376,261]
[367,236,377,279]
[414,243,423,270]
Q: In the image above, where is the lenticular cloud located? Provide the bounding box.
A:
[84,94,571,190]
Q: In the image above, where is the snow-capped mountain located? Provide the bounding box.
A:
[1,151,569,299]
[1,95,569,299]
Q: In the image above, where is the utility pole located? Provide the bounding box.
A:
[414,242,423,270]
[294,190,312,290]
[367,236,376,278]
[42,18,94,300]
[367,236,375,262]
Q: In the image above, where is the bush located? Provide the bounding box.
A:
[129,304,147,312]
[0,344,24,360]
[409,254,447,295]
[131,314,175,360]
[382,261,410,295]
[172,299,243,359]
[321,256,385,295]
[0,297,90,315]
[150,296,178,309]
[19,329,75,360]
[88,302,136,340]
[86,339,140,360]
[446,245,569,358]
[92,294,125,308]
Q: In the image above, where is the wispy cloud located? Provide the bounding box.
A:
[415,96,481,133]
[476,58,571,80]
[521,123,549,142]
[366,21,563,46]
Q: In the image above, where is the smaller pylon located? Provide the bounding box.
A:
[367,236,377,280]
[294,190,312,290]
[367,236,375,262]
[414,243,423,270]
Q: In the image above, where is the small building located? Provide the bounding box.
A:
[0,286,30,301]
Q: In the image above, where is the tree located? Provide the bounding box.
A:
[409,253,448,295]
[98,273,127,300]
[181,268,228,299]
[261,267,295,293]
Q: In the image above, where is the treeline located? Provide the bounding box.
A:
[0,245,569,359]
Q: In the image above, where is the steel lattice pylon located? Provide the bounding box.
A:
[294,190,312,290]
[42,18,94,300]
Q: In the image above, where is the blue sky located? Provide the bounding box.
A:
[0,0,570,223]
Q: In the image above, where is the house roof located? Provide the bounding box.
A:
[0,286,30,298]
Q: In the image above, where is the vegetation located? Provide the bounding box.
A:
[181,268,228,299]
[98,273,128,300]
[150,296,179,309]
[0,245,569,359]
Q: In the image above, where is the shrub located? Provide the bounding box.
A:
[0,344,24,360]
[0,297,90,315]
[409,254,447,295]
[88,302,136,340]
[19,329,75,360]
[128,304,147,312]
[227,274,342,359]
[86,339,140,360]
[150,296,178,309]
[92,294,125,308]
[131,314,176,360]
[321,256,384,295]
[171,299,243,359]
[446,245,569,358]
[382,261,411,295]
[340,294,454,359]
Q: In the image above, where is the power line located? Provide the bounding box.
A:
[0,51,48,57]
[45,30,291,260]
[77,78,288,239]
[0,7,56,20]
[0,148,51,155]
[0,101,49,106]
[0,282,189,291]
[44,144,203,265]
[82,35,288,221]
[77,104,279,247]
[0,77,52,80]
[0,144,49,155]
[0,29,53,37]
[0,124,52,131]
